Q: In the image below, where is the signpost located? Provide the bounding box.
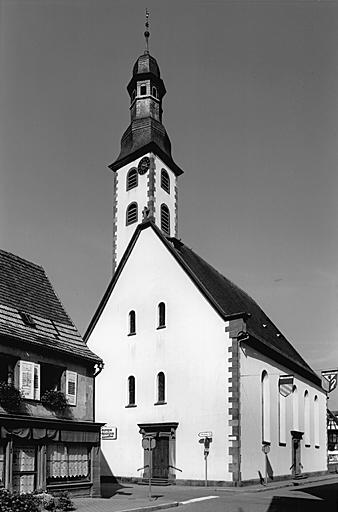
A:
[262,444,270,486]
[198,432,213,487]
[101,426,117,440]
[142,435,156,500]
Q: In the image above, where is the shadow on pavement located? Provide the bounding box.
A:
[297,483,338,508]
[266,495,324,512]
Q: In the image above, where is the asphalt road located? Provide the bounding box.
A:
[178,482,338,512]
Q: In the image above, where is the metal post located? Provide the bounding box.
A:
[149,447,152,500]
[265,454,268,486]
[205,453,207,487]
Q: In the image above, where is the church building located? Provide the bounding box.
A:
[86,33,327,486]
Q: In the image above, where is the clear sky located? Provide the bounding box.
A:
[1,0,338,407]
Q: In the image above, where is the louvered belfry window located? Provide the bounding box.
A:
[161,169,170,194]
[127,168,138,190]
[126,202,138,225]
[160,204,170,235]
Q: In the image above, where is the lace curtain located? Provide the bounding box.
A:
[47,444,89,479]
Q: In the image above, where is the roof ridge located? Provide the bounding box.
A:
[0,249,44,271]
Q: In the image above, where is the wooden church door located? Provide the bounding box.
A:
[152,437,169,479]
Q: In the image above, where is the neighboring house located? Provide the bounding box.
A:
[86,47,327,486]
[0,250,103,496]
[327,410,338,473]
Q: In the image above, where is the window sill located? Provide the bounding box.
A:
[128,332,136,337]
[156,325,166,330]
[125,404,137,408]
[154,401,167,406]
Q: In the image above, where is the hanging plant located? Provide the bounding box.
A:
[0,381,23,410]
[41,389,68,412]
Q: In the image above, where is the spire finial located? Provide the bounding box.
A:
[144,8,150,54]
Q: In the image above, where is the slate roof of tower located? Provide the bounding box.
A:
[0,249,102,363]
[84,221,321,387]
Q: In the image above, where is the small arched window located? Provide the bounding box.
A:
[314,395,320,447]
[160,204,170,236]
[161,169,170,194]
[126,202,138,225]
[304,391,310,446]
[262,371,270,443]
[292,385,299,430]
[127,168,138,190]
[140,84,147,95]
[157,372,165,403]
[152,86,158,98]
[128,310,136,335]
[158,302,166,328]
[128,376,136,406]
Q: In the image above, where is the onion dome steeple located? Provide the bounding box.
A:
[109,14,183,176]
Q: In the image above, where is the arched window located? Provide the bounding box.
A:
[261,371,270,443]
[292,385,299,430]
[128,310,136,335]
[161,169,170,194]
[304,391,310,446]
[160,204,170,235]
[128,376,136,406]
[158,302,166,328]
[314,395,320,447]
[140,84,147,95]
[126,202,138,225]
[152,86,158,98]
[157,372,165,403]
[126,168,138,190]
[279,392,286,445]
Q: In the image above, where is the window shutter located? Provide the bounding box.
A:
[66,371,77,406]
[33,363,40,400]
[19,361,34,399]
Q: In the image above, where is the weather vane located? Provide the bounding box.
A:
[144,8,150,54]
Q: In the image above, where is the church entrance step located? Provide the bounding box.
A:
[138,478,171,486]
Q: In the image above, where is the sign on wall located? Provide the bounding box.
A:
[101,426,117,440]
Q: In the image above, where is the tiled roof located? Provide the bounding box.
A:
[0,250,102,363]
[169,240,317,379]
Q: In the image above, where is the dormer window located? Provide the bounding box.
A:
[140,85,147,96]
[161,169,170,194]
[19,311,36,328]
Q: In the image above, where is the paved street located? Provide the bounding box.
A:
[73,476,338,512]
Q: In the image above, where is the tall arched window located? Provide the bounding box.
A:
[304,391,310,446]
[314,395,320,447]
[157,372,165,403]
[292,385,299,430]
[158,302,166,328]
[128,310,136,335]
[128,376,136,406]
[279,392,287,445]
[161,169,170,194]
[152,86,158,98]
[126,168,138,190]
[160,204,170,235]
[262,371,270,443]
[126,202,138,225]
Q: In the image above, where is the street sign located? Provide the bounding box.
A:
[101,426,117,440]
[198,431,213,438]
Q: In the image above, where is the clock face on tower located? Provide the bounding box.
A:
[138,157,150,175]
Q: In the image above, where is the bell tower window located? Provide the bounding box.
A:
[140,85,147,96]
[161,169,170,194]
[152,86,158,98]
[126,168,138,190]
[160,204,170,236]
[126,202,138,225]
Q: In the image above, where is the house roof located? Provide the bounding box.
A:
[84,221,320,387]
[0,250,102,364]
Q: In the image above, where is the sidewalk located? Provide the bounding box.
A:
[73,473,338,512]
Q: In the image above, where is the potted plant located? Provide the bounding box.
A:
[41,389,68,412]
[0,381,23,411]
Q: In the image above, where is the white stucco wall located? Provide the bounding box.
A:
[88,226,232,482]
[240,344,327,481]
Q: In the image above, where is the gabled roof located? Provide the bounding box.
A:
[0,250,102,364]
[84,221,321,387]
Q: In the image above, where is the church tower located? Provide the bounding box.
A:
[109,17,183,272]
